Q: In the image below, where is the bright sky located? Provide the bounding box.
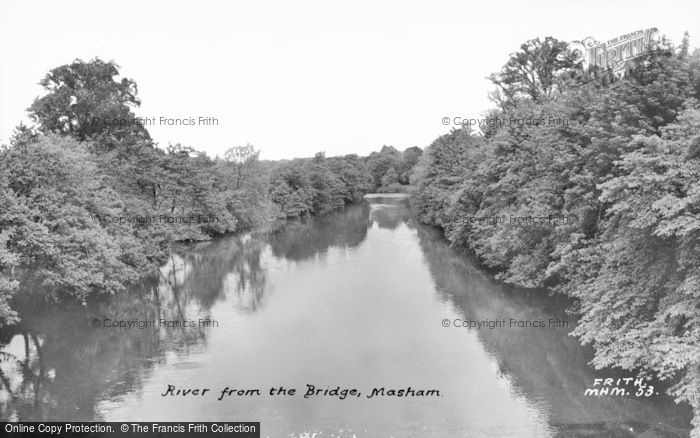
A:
[1,0,699,160]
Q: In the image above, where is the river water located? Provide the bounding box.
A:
[0,195,692,437]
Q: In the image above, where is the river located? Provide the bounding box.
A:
[0,195,692,437]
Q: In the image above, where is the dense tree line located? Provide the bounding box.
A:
[0,59,415,329]
[268,152,372,218]
[412,36,700,434]
[365,145,422,192]
[265,144,422,215]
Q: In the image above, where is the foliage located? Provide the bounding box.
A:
[0,59,385,329]
[488,36,581,107]
[269,153,372,218]
[0,135,141,304]
[366,145,423,192]
[29,58,150,147]
[412,39,700,433]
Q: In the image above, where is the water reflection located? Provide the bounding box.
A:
[414,225,692,437]
[0,235,268,421]
[167,237,268,312]
[0,196,692,437]
[268,202,370,261]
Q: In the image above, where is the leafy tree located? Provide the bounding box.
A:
[488,36,580,106]
[28,58,150,146]
[224,144,260,189]
[381,167,399,188]
[412,128,480,227]
[365,145,421,192]
[325,155,373,203]
[0,169,20,327]
[398,146,422,184]
[284,189,312,218]
[366,145,401,190]
[0,135,142,305]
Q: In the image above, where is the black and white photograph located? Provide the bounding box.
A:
[1,0,699,437]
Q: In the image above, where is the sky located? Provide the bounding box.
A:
[1,0,699,160]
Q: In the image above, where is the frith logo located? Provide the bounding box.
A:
[568,28,660,74]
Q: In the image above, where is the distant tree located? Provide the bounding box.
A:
[284,189,311,218]
[381,167,399,188]
[307,163,344,214]
[398,146,422,184]
[270,180,293,210]
[269,154,372,217]
[224,144,260,189]
[366,145,401,190]
[325,155,373,202]
[0,135,142,304]
[412,128,481,228]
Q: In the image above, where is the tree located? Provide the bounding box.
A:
[398,146,422,184]
[0,172,20,327]
[0,135,142,304]
[412,128,479,227]
[489,36,580,106]
[325,155,373,203]
[366,145,401,190]
[284,189,311,218]
[0,58,379,330]
[28,58,150,146]
[224,144,260,189]
[380,167,399,189]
